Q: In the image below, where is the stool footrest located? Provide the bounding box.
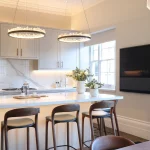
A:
[83,140,92,148]
[48,145,77,150]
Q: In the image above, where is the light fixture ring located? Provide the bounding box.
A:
[58,0,91,43]
[58,33,91,42]
[8,27,46,39]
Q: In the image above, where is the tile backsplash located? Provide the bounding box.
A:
[0,59,74,89]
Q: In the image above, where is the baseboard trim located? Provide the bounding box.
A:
[104,115,150,140]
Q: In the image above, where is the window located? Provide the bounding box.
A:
[90,41,116,90]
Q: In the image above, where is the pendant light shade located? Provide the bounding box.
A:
[8,0,46,39]
[8,27,46,39]
[58,0,91,43]
[147,0,150,9]
[58,32,91,43]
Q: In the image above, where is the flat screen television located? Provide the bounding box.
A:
[120,44,150,94]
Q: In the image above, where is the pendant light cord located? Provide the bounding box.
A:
[26,0,27,26]
[37,0,40,28]
[65,0,68,17]
[12,0,20,25]
[80,0,91,34]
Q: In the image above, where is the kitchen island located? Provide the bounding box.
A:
[0,92,123,150]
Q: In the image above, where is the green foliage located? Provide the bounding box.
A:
[67,67,93,81]
[85,79,104,89]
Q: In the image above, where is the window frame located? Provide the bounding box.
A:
[89,41,116,90]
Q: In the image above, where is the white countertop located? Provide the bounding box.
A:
[0,92,123,109]
[0,87,76,95]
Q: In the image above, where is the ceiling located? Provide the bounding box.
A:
[0,0,104,16]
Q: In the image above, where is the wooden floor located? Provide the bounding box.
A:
[78,123,147,150]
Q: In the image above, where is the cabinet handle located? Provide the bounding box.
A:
[21,49,22,56]
[57,62,59,68]
[61,62,63,68]
[17,49,18,56]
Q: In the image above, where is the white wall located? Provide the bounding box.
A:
[72,0,150,139]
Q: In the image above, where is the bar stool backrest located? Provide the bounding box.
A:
[51,104,80,118]
[91,135,135,150]
[4,108,40,122]
[90,101,116,114]
[52,104,80,113]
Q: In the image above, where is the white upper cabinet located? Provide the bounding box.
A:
[58,30,79,69]
[38,29,79,70]
[20,39,39,59]
[38,29,59,69]
[0,23,79,69]
[0,23,39,59]
[0,24,19,58]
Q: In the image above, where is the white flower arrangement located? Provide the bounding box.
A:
[85,79,104,89]
[67,67,93,81]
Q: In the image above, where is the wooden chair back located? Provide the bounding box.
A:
[4,108,40,125]
[51,104,80,118]
[90,101,116,115]
[4,108,40,119]
[91,135,135,150]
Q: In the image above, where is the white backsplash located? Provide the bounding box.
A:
[0,59,74,89]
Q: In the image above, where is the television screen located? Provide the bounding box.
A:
[120,44,150,94]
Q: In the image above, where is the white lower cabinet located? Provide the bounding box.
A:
[0,23,39,59]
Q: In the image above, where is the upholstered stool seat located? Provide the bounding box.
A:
[1,118,34,128]
[82,110,111,118]
[46,114,76,123]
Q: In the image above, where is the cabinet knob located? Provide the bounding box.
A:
[17,49,18,56]
[21,49,22,56]
[57,62,59,68]
[61,62,63,68]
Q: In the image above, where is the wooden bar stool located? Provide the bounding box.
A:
[1,107,40,150]
[82,101,118,148]
[45,104,82,150]
[95,100,120,136]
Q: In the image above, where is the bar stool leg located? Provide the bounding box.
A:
[27,127,30,150]
[67,122,69,150]
[110,115,116,136]
[35,126,40,150]
[45,120,49,150]
[51,121,57,150]
[97,118,101,136]
[4,126,8,150]
[89,116,94,141]
[76,119,82,150]
[103,118,107,135]
[114,111,120,136]
[100,118,103,136]
[1,124,4,150]
[82,115,85,147]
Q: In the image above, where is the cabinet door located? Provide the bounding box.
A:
[59,31,79,69]
[20,39,39,59]
[0,24,19,58]
[38,29,59,69]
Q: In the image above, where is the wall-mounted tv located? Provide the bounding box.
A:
[120,44,150,94]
